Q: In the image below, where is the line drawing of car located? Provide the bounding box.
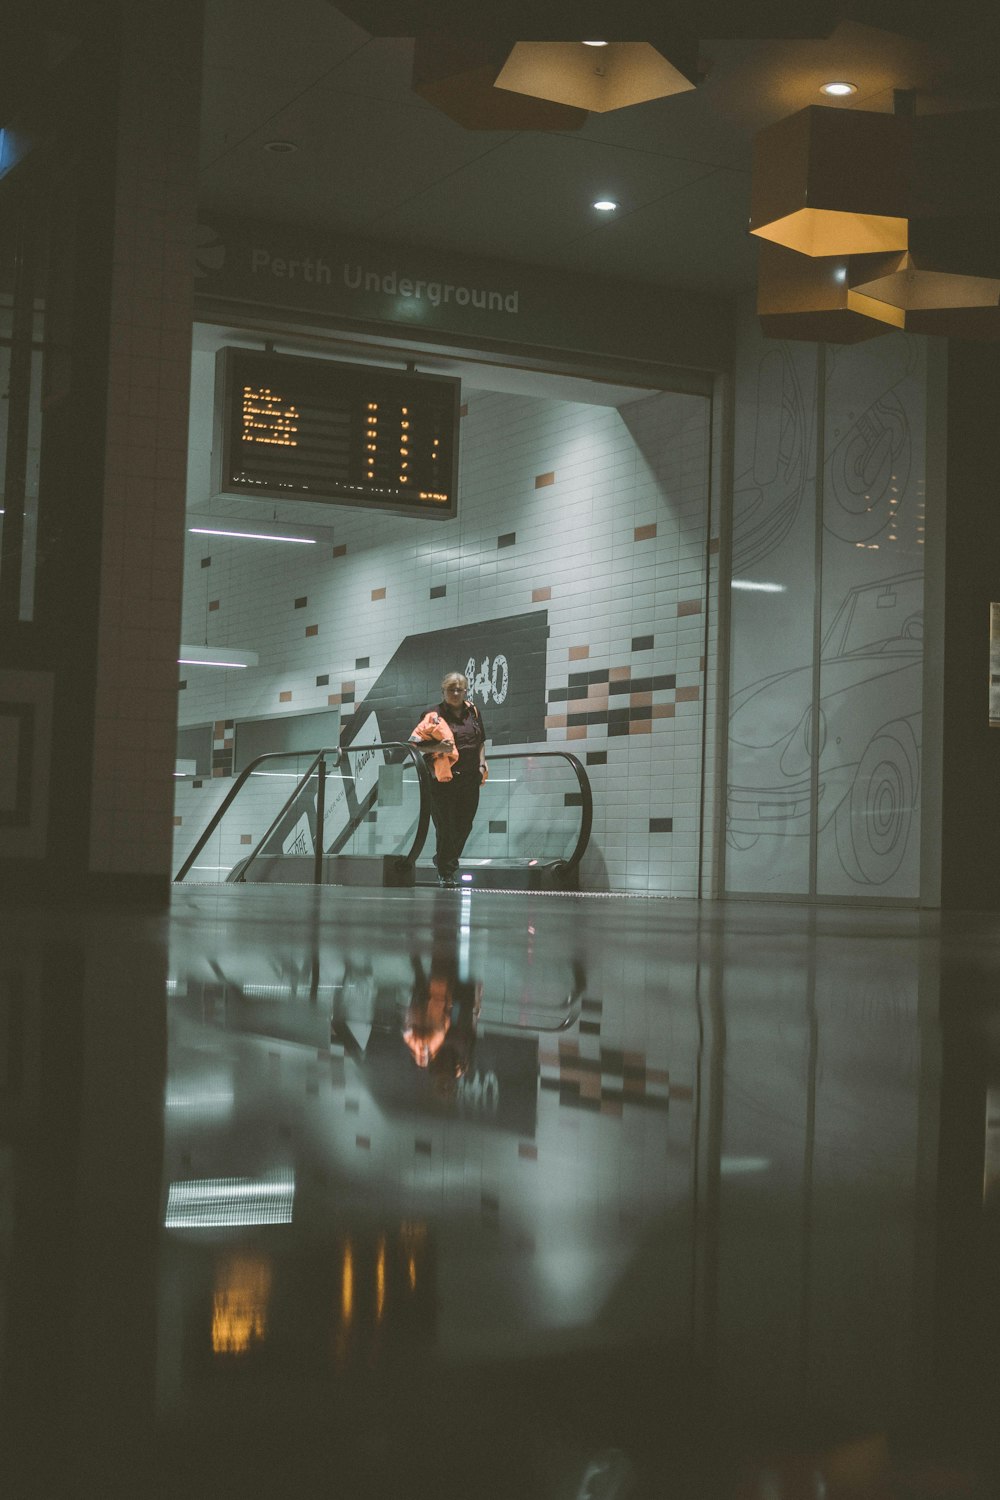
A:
[727,571,923,886]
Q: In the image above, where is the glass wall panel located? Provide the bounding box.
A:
[816,336,926,899]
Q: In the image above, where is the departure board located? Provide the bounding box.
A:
[213,348,460,518]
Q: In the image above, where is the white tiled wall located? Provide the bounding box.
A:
[175,360,712,893]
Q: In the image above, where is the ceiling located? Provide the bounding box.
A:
[198,1,999,298]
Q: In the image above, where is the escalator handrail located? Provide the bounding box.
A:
[485,750,593,875]
[174,742,434,883]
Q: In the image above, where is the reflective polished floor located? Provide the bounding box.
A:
[3,886,1000,1498]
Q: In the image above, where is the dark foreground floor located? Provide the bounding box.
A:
[2,885,999,1498]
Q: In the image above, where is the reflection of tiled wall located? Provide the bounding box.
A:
[177,376,711,892]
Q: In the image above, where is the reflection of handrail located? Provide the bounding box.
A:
[173,743,433,883]
[486,751,593,876]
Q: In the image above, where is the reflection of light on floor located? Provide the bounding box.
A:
[212,1253,272,1355]
[165,1074,234,1113]
[165,1169,295,1227]
[720,1156,771,1175]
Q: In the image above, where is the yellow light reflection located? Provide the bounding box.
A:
[341,1239,354,1328]
[376,1234,387,1323]
[212,1253,272,1355]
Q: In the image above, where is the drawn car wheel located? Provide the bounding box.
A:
[835,727,917,885]
[726,825,759,851]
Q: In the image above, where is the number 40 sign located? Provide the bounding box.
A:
[465,654,509,705]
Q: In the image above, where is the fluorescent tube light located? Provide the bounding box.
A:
[189,527,316,544]
[731,581,786,593]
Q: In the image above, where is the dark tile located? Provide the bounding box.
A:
[632,635,654,651]
[497,532,516,548]
[430,584,446,599]
[316,674,329,686]
[295,596,307,608]
[649,817,673,833]
[355,656,370,669]
[564,792,583,807]
[652,675,677,690]
[200,556,211,568]
[585,751,608,766]
[489,820,507,833]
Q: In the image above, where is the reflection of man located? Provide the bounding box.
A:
[403,954,481,1099]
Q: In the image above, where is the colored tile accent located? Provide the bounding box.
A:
[631,635,654,651]
[328,694,341,705]
[316,674,329,686]
[173,815,182,826]
[294,596,307,608]
[634,523,657,541]
[609,666,630,681]
[497,532,516,548]
[564,792,583,807]
[200,556,211,568]
[305,624,318,637]
[568,645,589,661]
[240,833,253,844]
[518,1144,538,1161]
[678,599,702,616]
[535,471,555,489]
[545,713,567,729]
[355,656,370,668]
[341,681,355,694]
[489,819,507,833]
[580,1021,601,1037]
[709,536,720,554]
[208,599,219,611]
[178,680,186,691]
[585,751,607,766]
[371,587,386,600]
[332,544,347,557]
[355,1136,371,1150]
[192,778,203,788]
[279,690,292,703]
[676,685,701,701]
[652,703,676,718]
[630,720,652,734]
[532,586,551,602]
[567,726,586,740]
[415,1139,432,1156]
[630,691,653,707]
[649,818,673,833]
[460,402,469,416]
[430,584,446,599]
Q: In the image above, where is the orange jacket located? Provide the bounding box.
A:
[408,710,459,781]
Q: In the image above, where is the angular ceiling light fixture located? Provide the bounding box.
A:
[749,105,912,258]
[411,34,586,130]
[847,216,1000,331]
[492,37,699,114]
[757,240,890,344]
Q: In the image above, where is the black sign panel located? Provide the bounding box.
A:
[213,347,460,518]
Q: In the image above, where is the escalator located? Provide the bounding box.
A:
[174,742,592,891]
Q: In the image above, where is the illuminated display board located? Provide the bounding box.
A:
[213,348,460,518]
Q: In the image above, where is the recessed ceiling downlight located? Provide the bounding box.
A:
[582,40,608,46]
[263,139,298,153]
[593,199,618,212]
[821,81,857,97]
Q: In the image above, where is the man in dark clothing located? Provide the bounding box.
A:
[409,671,488,887]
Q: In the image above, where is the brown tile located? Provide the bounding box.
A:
[568,645,589,661]
[559,1039,580,1057]
[534,471,555,489]
[279,690,292,703]
[240,834,252,845]
[327,694,342,706]
[459,402,468,417]
[579,1074,602,1099]
[567,697,590,714]
[634,523,657,542]
[355,1135,371,1150]
[545,713,567,729]
[708,537,720,555]
[341,681,355,694]
[700,656,706,672]
[601,1097,624,1117]
[678,598,703,616]
[371,587,386,601]
[630,719,652,734]
[518,1143,538,1161]
[532,586,551,602]
[587,692,608,711]
[305,624,318,637]
[630,691,652,708]
[609,666,630,681]
[676,685,701,702]
[647,1069,670,1085]
[173,815,182,826]
[208,599,220,611]
[671,1084,694,1101]
[332,544,347,558]
[567,726,586,740]
[652,703,676,718]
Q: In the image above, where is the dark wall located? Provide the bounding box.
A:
[940,343,1000,909]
